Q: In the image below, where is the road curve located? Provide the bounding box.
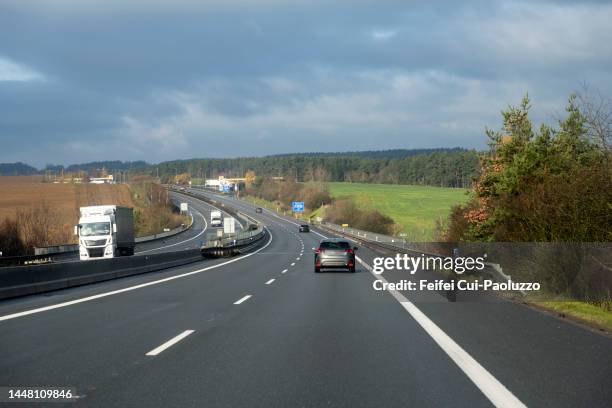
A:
[0,190,610,407]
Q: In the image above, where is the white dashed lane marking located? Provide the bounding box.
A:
[146,330,194,356]
[234,295,252,305]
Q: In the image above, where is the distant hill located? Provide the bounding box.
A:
[152,147,480,188]
[1,160,150,176]
[44,161,149,173]
[0,162,39,176]
[267,148,467,160]
[2,148,480,188]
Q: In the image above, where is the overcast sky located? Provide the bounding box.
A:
[1,0,611,167]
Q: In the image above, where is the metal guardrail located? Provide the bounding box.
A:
[318,222,447,257]
[0,254,57,268]
[203,226,264,249]
[200,211,266,258]
[173,188,252,229]
[1,201,196,267]
[33,244,80,256]
[29,213,194,257]
[316,221,513,287]
[134,210,194,243]
[0,192,268,299]
[166,187,267,257]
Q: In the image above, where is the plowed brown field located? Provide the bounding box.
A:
[0,176,136,244]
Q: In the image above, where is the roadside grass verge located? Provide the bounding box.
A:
[243,182,470,239]
[327,182,470,241]
[531,300,612,332]
[242,188,612,333]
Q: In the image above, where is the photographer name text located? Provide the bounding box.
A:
[373,279,541,292]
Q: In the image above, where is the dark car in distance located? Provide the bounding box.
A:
[255,207,263,213]
[299,224,310,233]
[314,239,357,273]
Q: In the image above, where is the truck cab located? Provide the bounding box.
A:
[210,210,223,228]
[76,205,135,260]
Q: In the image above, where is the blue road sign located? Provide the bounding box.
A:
[292,201,305,213]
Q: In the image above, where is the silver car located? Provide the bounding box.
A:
[314,239,358,273]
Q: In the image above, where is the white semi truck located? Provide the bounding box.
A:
[210,210,223,228]
[75,205,135,260]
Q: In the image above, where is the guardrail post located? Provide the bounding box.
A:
[446,281,457,302]
[444,248,460,302]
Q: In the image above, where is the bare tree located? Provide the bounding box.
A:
[576,83,612,150]
[16,201,55,252]
[0,218,26,256]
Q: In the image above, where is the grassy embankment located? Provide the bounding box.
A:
[327,182,470,241]
[242,182,612,331]
[242,182,469,240]
[534,300,612,331]
[328,185,612,331]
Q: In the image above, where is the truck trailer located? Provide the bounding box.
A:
[75,205,135,260]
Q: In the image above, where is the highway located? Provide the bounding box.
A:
[132,192,215,255]
[0,190,610,407]
[52,191,223,261]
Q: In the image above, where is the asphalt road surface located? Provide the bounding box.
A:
[0,190,610,407]
[132,192,211,254]
[59,191,233,261]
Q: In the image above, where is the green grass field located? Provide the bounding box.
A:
[327,182,470,241]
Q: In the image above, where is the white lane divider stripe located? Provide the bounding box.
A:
[0,228,273,322]
[281,269,288,274]
[259,211,523,406]
[290,262,295,266]
[265,279,275,285]
[234,295,252,305]
[356,256,526,408]
[146,330,194,356]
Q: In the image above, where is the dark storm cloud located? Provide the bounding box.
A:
[1,0,611,166]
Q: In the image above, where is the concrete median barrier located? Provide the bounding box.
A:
[0,249,202,300]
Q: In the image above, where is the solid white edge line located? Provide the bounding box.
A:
[0,228,273,322]
[145,330,194,356]
[356,255,526,408]
[248,203,526,408]
[174,196,524,406]
[265,279,275,285]
[234,294,252,305]
[230,194,526,406]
